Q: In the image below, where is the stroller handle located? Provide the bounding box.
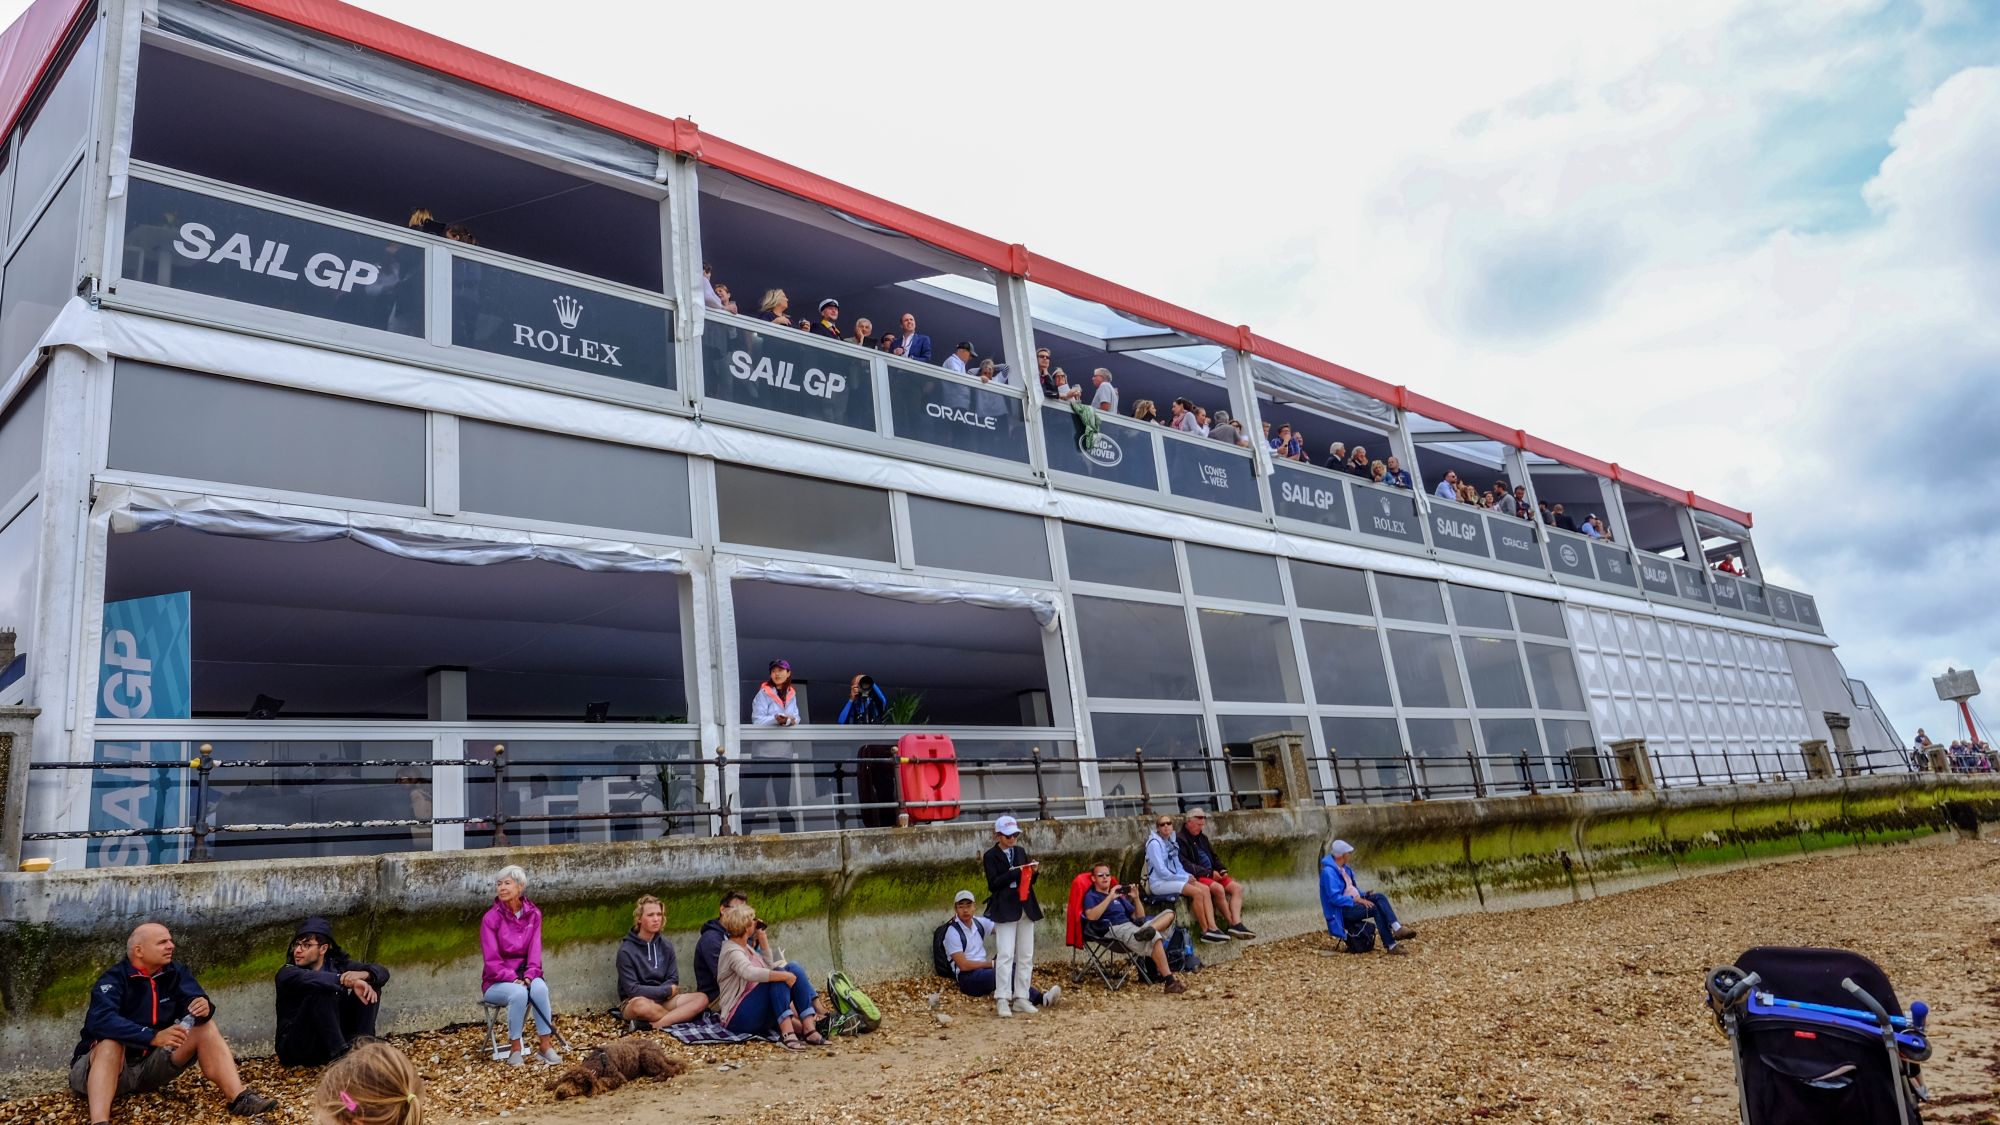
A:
[1840,977,1894,1031]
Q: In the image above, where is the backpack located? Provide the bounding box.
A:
[931,919,971,979]
[1136,925,1202,982]
[1343,919,1378,954]
[825,970,881,1033]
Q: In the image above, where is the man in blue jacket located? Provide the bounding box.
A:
[1319,839,1418,954]
[72,923,278,1124]
[892,312,933,363]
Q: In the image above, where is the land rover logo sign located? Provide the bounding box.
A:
[1081,431,1124,467]
[122,179,423,336]
[1559,543,1580,568]
[453,257,673,389]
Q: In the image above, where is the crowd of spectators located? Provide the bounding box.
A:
[1913,728,1993,773]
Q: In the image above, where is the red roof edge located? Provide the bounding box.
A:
[195,0,1750,532]
[0,0,90,140]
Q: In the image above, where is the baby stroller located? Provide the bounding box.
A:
[1704,946,1932,1124]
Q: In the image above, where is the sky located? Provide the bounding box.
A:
[16,0,1997,738]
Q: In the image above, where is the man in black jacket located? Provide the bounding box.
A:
[1177,809,1255,939]
[71,923,278,1125]
[273,916,390,1067]
[690,889,743,1003]
[617,895,708,1029]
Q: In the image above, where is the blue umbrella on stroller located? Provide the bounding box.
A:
[1704,946,1932,1124]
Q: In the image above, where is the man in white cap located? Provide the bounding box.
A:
[815,298,842,339]
[940,890,1058,1013]
[1321,839,1416,953]
[979,815,1043,1017]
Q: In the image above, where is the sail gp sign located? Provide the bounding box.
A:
[123,178,422,336]
[1272,464,1351,530]
[453,258,673,390]
[702,320,875,430]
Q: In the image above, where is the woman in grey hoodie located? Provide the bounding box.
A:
[616,895,709,1029]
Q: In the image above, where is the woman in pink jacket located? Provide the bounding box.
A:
[480,864,561,1066]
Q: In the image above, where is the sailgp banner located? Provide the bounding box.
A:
[1271,464,1351,531]
[451,258,673,389]
[700,320,876,431]
[1429,503,1489,559]
[1488,516,1544,568]
[885,365,1029,463]
[1164,440,1259,511]
[1711,571,1742,609]
[1591,543,1637,588]
[1352,482,1423,545]
[1042,407,1160,491]
[121,179,425,336]
[1637,553,1678,597]
[89,592,191,868]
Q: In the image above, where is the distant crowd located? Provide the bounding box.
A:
[1913,729,1993,773]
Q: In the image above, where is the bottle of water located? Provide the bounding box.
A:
[175,1013,196,1032]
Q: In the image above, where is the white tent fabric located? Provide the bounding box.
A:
[720,555,1061,630]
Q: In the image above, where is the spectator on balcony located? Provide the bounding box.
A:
[701,263,723,310]
[713,283,739,316]
[715,903,823,1049]
[1080,865,1186,994]
[1322,840,1416,953]
[1325,442,1348,470]
[1144,814,1229,943]
[1209,410,1244,446]
[941,889,1060,1014]
[1512,485,1531,519]
[1269,423,1303,462]
[1370,460,1387,484]
[944,341,976,376]
[748,659,800,833]
[838,674,890,725]
[1090,368,1120,413]
[893,313,933,363]
[815,299,842,338]
[977,358,1008,385]
[1433,470,1460,500]
[1551,503,1578,532]
[72,923,280,1123]
[1582,514,1604,540]
[1176,810,1254,938]
[1050,368,1082,402]
[1165,398,1197,434]
[274,916,389,1067]
[1194,405,1214,437]
[1345,445,1372,477]
[877,332,899,356]
[481,865,562,1066]
[1132,399,1160,425]
[1382,456,1412,489]
[1035,347,1056,395]
[982,815,1046,1017]
[760,289,791,328]
[617,895,709,1031]
[850,317,875,350]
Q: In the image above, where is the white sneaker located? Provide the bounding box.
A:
[537,1048,563,1065]
[1012,997,1038,1015]
[1041,985,1062,1009]
[995,998,1013,1019]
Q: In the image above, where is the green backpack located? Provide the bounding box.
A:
[824,970,881,1034]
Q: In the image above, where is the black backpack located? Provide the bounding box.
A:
[931,918,970,978]
[1343,919,1378,953]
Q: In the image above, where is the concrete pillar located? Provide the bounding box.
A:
[1823,713,1856,776]
[1799,738,1834,781]
[1,706,40,870]
[1250,729,1315,808]
[1607,738,1656,792]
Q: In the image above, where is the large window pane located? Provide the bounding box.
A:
[459,421,691,536]
[1218,713,1309,807]
[1290,560,1371,615]
[715,463,893,562]
[1063,524,1178,591]
[909,497,1051,581]
[1375,574,1445,623]
[1450,584,1513,630]
[1463,636,1532,709]
[1074,596,1196,699]
[1526,642,1587,712]
[0,499,40,688]
[0,375,46,502]
[1544,718,1603,786]
[1320,714,1410,801]
[11,24,97,237]
[1217,713,1308,750]
[1405,716,1478,797]
[1480,717,1545,778]
[108,361,427,505]
[1514,595,1567,638]
[0,167,82,375]
[1301,620,1393,707]
[1197,609,1302,703]
[1387,630,1465,708]
[1091,711,1209,816]
[1186,544,1282,604]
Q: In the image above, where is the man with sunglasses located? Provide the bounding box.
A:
[273,917,391,1067]
[1080,865,1186,993]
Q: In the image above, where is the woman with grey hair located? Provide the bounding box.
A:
[480,865,560,1066]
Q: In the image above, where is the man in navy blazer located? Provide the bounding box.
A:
[893,312,933,363]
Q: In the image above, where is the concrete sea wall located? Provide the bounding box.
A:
[2,771,1995,1092]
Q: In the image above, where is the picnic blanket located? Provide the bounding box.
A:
[665,1013,780,1045]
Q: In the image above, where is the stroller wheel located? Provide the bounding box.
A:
[1704,966,1745,1015]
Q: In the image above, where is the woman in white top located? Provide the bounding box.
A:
[748,659,800,831]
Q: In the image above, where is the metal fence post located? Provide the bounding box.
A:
[1520,750,1537,796]
[1030,746,1050,822]
[713,746,732,836]
[1691,752,1704,788]
[1408,751,1425,801]
[1134,747,1152,816]
[489,743,509,848]
[1467,750,1485,798]
[187,744,214,863]
[1328,750,1346,805]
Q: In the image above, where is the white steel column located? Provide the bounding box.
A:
[1503,446,1553,572]
[662,153,706,406]
[1044,519,1104,817]
[34,348,100,868]
[994,274,1050,479]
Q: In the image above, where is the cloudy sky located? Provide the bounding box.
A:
[20,0,1997,735]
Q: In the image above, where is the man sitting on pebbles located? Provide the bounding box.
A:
[617,895,710,1030]
[940,889,1060,1016]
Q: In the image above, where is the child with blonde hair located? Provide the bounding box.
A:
[314,1041,424,1125]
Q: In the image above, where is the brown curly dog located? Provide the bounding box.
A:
[545,1037,688,1100]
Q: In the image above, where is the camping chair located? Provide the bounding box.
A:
[480,991,575,1061]
[1062,871,1137,991]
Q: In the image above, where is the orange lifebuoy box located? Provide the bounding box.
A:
[897,733,961,821]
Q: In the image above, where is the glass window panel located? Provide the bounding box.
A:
[107,361,428,505]
[459,420,691,537]
[1387,630,1465,709]
[1074,596,1197,700]
[1091,712,1209,817]
[1217,713,1309,751]
[1480,716,1544,762]
[1196,609,1302,703]
[1185,544,1282,604]
[1062,524,1178,592]
[1543,718,1600,783]
[1405,717,1478,796]
[908,496,1051,581]
[10,24,96,237]
[1320,715,1404,758]
[1525,642,1588,712]
[714,463,893,562]
[1289,560,1371,615]
[1300,620,1393,707]
[0,375,46,502]
[1463,636,1532,709]
[1450,584,1513,630]
[1375,574,1445,623]
[0,167,81,375]
[1320,714,1410,801]
[0,498,40,678]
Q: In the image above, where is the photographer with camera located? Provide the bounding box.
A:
[1080,865,1185,994]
